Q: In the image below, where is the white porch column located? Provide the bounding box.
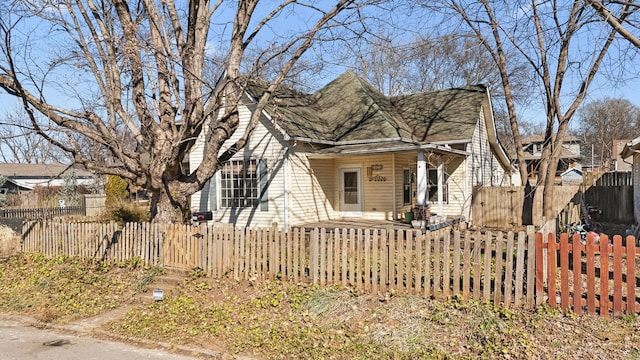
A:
[437,156,444,216]
[417,151,427,206]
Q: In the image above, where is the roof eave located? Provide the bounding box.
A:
[621,136,640,158]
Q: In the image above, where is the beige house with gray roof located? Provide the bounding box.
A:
[190,71,513,228]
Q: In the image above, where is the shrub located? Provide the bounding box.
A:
[105,175,129,206]
[103,201,150,223]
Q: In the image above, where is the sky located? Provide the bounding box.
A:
[1,0,640,163]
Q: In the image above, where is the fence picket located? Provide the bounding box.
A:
[613,235,623,317]
[484,232,493,301]
[600,235,610,317]
[442,231,451,297]
[586,234,597,315]
[515,232,526,307]
[626,236,636,315]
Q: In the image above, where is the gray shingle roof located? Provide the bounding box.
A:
[0,163,92,178]
[244,71,487,145]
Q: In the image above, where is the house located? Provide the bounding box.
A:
[560,167,583,185]
[621,136,640,225]
[521,134,582,183]
[613,139,633,172]
[0,163,94,195]
[190,71,513,228]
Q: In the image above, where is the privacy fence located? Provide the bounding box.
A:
[20,221,639,318]
[471,185,580,228]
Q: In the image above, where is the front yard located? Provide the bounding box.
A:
[0,252,639,359]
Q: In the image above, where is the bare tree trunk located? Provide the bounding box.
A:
[150,186,190,224]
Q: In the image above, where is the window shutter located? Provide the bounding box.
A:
[209,173,217,211]
[258,159,268,211]
[199,179,210,211]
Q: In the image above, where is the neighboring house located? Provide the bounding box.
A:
[560,167,583,185]
[613,139,633,172]
[0,163,94,194]
[621,136,640,225]
[521,134,582,183]
[190,71,513,228]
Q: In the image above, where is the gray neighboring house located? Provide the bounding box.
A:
[0,163,94,195]
[621,137,640,225]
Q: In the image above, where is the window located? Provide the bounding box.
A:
[220,159,259,208]
[427,169,448,203]
[403,169,412,205]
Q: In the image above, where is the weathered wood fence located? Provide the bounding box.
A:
[21,221,640,317]
[471,185,580,228]
[1,207,83,219]
[22,221,537,308]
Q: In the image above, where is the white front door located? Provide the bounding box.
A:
[339,168,362,217]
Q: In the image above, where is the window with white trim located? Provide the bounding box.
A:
[403,169,412,205]
[427,169,449,203]
[220,159,259,208]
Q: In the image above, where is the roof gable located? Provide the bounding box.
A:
[244,71,487,145]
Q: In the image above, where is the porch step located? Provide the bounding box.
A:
[133,269,189,304]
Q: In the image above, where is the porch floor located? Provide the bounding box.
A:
[298,219,413,231]
[297,216,464,232]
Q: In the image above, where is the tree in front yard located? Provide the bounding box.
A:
[0,0,379,222]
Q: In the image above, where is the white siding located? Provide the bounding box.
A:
[470,106,508,187]
[287,153,335,225]
[190,103,288,227]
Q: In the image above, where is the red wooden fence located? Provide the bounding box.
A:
[536,232,638,317]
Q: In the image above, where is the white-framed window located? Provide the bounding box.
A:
[403,168,412,205]
[0,188,7,195]
[220,159,259,208]
[427,169,449,203]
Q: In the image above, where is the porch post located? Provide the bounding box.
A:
[417,151,427,206]
[437,156,444,216]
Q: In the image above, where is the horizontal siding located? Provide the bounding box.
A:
[288,155,335,225]
[191,103,288,227]
[438,157,468,218]
[330,155,394,220]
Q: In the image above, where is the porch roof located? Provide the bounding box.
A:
[305,140,468,157]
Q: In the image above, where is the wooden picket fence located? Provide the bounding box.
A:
[20,220,640,317]
[21,221,537,308]
[1,207,83,219]
[21,221,163,264]
[536,232,639,318]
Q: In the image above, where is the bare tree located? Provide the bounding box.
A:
[0,0,378,222]
[0,108,68,163]
[428,0,637,221]
[353,33,531,97]
[587,0,640,47]
[576,98,640,170]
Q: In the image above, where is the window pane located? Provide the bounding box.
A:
[343,171,358,205]
[220,159,259,208]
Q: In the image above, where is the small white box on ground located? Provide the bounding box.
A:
[152,289,164,301]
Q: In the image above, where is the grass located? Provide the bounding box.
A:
[1,253,640,359]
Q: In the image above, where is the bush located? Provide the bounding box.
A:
[103,201,150,223]
[105,175,129,206]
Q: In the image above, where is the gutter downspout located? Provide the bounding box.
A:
[283,142,291,230]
